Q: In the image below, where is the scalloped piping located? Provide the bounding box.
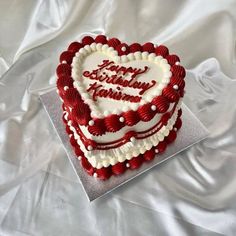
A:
[67,101,181,169]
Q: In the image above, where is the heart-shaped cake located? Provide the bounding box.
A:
[56,35,186,180]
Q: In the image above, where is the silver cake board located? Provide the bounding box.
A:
[40,90,209,202]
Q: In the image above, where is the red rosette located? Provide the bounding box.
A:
[63,88,81,107]
[105,114,124,132]
[56,63,71,77]
[166,130,177,144]
[155,45,169,57]
[74,146,84,157]
[152,96,170,113]
[178,109,182,118]
[174,118,182,130]
[59,51,74,64]
[71,102,91,126]
[95,35,107,44]
[161,112,171,125]
[88,118,106,136]
[166,55,180,65]
[143,148,155,161]
[170,76,185,90]
[142,42,155,53]
[123,110,139,126]
[82,35,94,45]
[128,155,143,169]
[81,156,94,176]
[96,167,112,180]
[56,76,73,91]
[171,65,186,79]
[162,86,180,103]
[107,37,121,48]
[68,42,83,53]
[138,103,156,122]
[156,141,167,153]
[69,135,77,147]
[112,162,126,175]
[129,43,142,53]
[116,43,130,56]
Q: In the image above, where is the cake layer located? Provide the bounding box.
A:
[64,101,181,169]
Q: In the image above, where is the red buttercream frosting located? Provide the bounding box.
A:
[63,88,81,107]
[142,42,155,53]
[152,96,170,113]
[88,118,106,136]
[155,45,169,57]
[107,38,121,48]
[129,43,142,52]
[71,102,91,125]
[68,42,83,53]
[138,103,156,121]
[123,110,140,126]
[105,114,124,132]
[82,36,94,45]
[95,35,107,44]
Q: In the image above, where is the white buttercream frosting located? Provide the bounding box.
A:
[71,43,172,118]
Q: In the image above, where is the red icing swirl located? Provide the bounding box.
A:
[107,38,121,48]
[156,141,167,153]
[63,88,81,107]
[56,76,73,90]
[152,96,169,113]
[95,35,107,44]
[82,36,94,45]
[171,65,186,78]
[68,42,83,53]
[143,148,155,161]
[166,130,177,144]
[59,51,74,64]
[174,118,182,130]
[155,45,169,57]
[88,118,106,136]
[123,110,139,126]
[105,114,124,132]
[71,102,91,125]
[129,43,142,52]
[128,155,143,169]
[170,76,185,90]
[166,55,180,65]
[138,103,156,122]
[56,63,71,77]
[162,86,180,102]
[96,167,112,180]
[142,42,155,53]
[116,43,130,56]
[111,162,126,175]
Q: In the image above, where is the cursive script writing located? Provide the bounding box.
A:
[82,60,157,103]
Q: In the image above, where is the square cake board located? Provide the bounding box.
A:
[40,90,209,202]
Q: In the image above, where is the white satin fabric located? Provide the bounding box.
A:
[1,0,236,235]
